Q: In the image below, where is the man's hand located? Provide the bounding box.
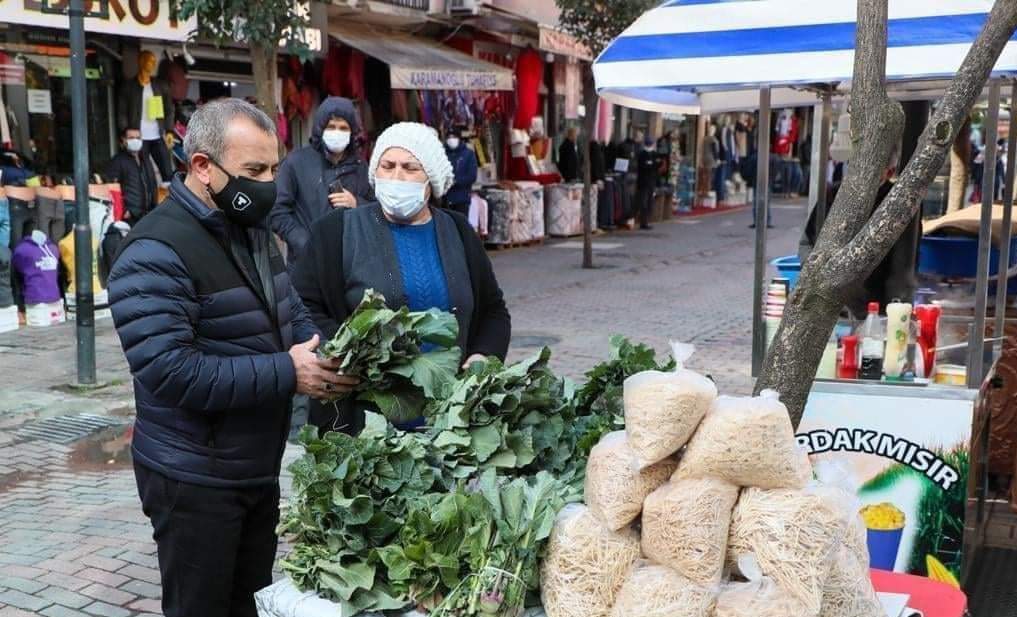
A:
[462,354,487,370]
[328,189,357,209]
[289,335,360,399]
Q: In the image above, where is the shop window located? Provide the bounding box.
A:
[0,48,114,180]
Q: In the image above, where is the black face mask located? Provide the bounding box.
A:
[206,158,277,227]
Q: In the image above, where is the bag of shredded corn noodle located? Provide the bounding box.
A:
[540,504,641,617]
[624,341,717,468]
[727,487,844,614]
[641,477,738,585]
[584,431,677,530]
[714,555,816,617]
[609,561,717,617]
[674,390,811,489]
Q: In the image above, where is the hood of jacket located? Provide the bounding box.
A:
[310,97,360,155]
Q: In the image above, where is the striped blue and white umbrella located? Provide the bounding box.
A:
[594,0,1017,113]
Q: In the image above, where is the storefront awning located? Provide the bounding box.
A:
[330,25,514,91]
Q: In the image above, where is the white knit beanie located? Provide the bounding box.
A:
[369,122,454,199]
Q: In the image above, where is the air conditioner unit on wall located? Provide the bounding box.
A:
[448,0,480,15]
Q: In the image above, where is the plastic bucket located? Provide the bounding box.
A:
[866,527,904,570]
[771,255,802,290]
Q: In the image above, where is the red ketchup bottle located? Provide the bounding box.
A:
[839,335,859,380]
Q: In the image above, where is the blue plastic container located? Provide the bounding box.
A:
[918,235,1017,278]
[771,255,801,290]
[866,527,904,570]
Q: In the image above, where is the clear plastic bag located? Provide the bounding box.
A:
[674,390,811,489]
[714,555,816,617]
[540,504,642,617]
[584,431,678,530]
[624,341,717,468]
[812,460,869,566]
[609,561,717,617]
[819,544,884,617]
[641,478,738,585]
[727,487,843,614]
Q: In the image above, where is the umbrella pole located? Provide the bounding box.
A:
[752,86,772,377]
[969,79,1001,388]
[993,79,1017,358]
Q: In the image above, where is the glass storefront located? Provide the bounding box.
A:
[1,29,117,179]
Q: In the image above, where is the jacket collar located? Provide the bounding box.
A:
[169,173,228,240]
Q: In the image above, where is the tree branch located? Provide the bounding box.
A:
[830,0,1017,285]
[807,0,903,266]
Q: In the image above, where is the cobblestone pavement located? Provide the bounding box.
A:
[0,200,805,615]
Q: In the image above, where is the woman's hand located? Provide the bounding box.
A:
[328,189,357,209]
[462,354,487,370]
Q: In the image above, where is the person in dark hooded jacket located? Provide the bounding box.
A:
[271,97,374,261]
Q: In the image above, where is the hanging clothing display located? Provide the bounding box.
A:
[773,110,799,157]
[513,48,543,130]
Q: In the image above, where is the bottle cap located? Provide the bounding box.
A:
[868,301,880,313]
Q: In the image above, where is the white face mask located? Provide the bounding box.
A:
[375,178,428,222]
[322,129,351,153]
[126,138,143,153]
[446,137,460,150]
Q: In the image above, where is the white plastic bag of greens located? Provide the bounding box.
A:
[674,389,811,489]
[255,579,421,617]
[624,341,717,468]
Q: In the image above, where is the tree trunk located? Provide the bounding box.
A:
[948,119,972,213]
[581,64,598,269]
[756,0,1017,427]
[250,41,278,128]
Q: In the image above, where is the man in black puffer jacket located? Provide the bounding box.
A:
[108,98,357,617]
[270,96,375,263]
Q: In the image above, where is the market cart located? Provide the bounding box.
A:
[594,0,1017,609]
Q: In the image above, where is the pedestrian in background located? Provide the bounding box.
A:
[108,98,355,617]
[104,127,158,222]
[558,126,580,182]
[293,122,511,435]
[443,126,479,217]
[271,96,374,263]
[635,133,659,230]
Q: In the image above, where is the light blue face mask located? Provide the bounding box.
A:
[375,178,428,221]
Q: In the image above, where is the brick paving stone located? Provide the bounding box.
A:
[118,579,160,599]
[127,598,161,613]
[37,587,92,609]
[79,583,135,606]
[0,575,47,594]
[0,589,51,612]
[0,608,44,617]
[77,570,130,589]
[80,555,126,572]
[36,558,85,576]
[41,606,90,617]
[115,565,160,586]
[37,572,90,592]
[81,601,130,617]
[115,551,157,569]
[1,565,47,580]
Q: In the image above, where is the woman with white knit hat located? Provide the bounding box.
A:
[292,122,511,433]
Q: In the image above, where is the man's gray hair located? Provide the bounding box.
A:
[183,98,276,162]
